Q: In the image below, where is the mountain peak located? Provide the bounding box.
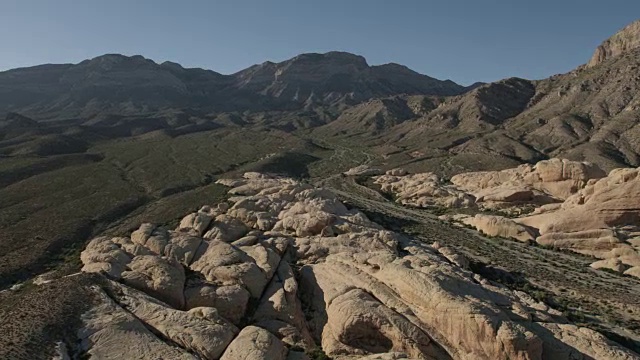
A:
[79,54,157,69]
[288,51,369,69]
[588,19,640,67]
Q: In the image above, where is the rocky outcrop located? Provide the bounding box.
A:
[386,168,408,176]
[78,287,196,359]
[373,159,605,214]
[220,326,288,360]
[344,165,383,176]
[461,214,537,242]
[374,160,640,277]
[373,172,475,208]
[451,158,606,202]
[590,258,628,273]
[514,167,640,273]
[588,20,640,67]
[113,282,238,359]
[518,167,640,234]
[80,236,132,278]
[121,255,186,309]
[77,172,638,359]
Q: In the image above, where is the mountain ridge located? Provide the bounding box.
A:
[0,51,467,119]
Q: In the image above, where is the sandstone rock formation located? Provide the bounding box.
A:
[373,160,640,277]
[374,158,605,214]
[510,167,640,275]
[373,172,475,208]
[451,158,606,204]
[77,172,638,359]
[517,167,640,234]
[220,325,288,360]
[460,214,537,242]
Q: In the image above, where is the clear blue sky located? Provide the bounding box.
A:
[1,0,639,85]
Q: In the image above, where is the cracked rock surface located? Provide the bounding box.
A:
[74,172,638,359]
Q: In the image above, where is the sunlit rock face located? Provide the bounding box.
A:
[78,172,638,359]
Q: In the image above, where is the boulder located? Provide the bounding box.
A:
[177,211,213,236]
[590,258,627,273]
[80,237,131,279]
[623,266,640,279]
[121,255,186,309]
[220,326,288,360]
[189,240,268,298]
[436,246,469,269]
[163,232,203,265]
[203,214,249,242]
[184,284,250,325]
[131,224,170,255]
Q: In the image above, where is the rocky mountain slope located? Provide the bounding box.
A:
[313,20,640,173]
[0,52,465,119]
[589,20,640,67]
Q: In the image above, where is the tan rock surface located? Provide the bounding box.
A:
[374,172,475,208]
[590,258,627,273]
[536,323,639,360]
[184,283,250,325]
[462,214,537,242]
[220,325,288,360]
[386,168,408,176]
[130,223,170,254]
[253,261,314,348]
[517,167,640,234]
[163,231,203,265]
[176,205,222,236]
[113,282,238,360]
[189,240,268,298]
[77,172,638,359]
[120,255,186,309]
[451,158,605,201]
[78,287,195,360]
[80,236,131,278]
[203,214,249,242]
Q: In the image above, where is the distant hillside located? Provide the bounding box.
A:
[0,52,466,119]
[314,20,640,172]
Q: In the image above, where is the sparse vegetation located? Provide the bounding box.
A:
[306,347,332,360]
